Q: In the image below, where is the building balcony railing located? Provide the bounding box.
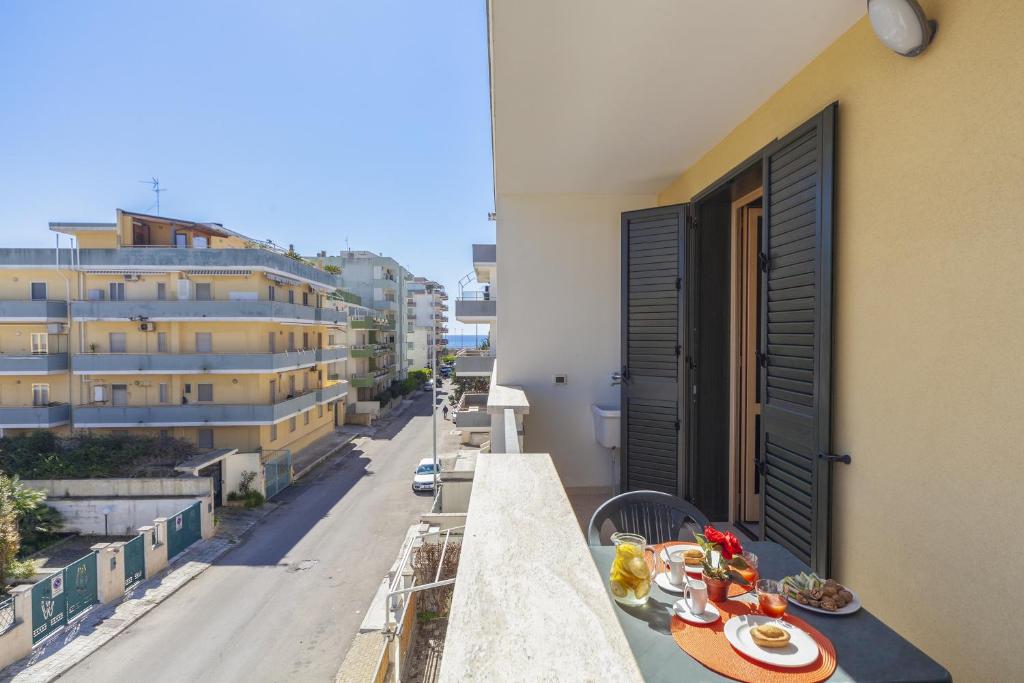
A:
[455,296,496,322]
[349,344,388,359]
[71,381,347,427]
[0,247,342,289]
[72,347,347,375]
[0,300,68,322]
[349,316,388,330]
[0,403,71,428]
[453,354,495,377]
[70,300,347,325]
[349,369,392,389]
[0,353,69,374]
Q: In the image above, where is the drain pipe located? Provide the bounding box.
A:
[55,235,74,430]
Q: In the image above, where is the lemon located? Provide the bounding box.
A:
[610,580,628,598]
[626,556,649,580]
[634,579,651,599]
[617,543,641,560]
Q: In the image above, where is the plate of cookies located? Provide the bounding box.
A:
[783,572,861,615]
[659,543,705,574]
[724,615,820,667]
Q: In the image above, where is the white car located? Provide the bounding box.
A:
[412,457,437,492]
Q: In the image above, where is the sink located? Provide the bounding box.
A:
[591,405,621,449]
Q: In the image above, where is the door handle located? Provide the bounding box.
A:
[611,371,622,386]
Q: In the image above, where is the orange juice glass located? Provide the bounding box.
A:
[755,579,788,618]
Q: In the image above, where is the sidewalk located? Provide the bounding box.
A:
[0,504,276,683]
[291,430,356,481]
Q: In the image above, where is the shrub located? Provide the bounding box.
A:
[226,491,241,502]
[238,470,257,496]
[322,264,341,274]
[0,432,196,479]
[243,491,265,508]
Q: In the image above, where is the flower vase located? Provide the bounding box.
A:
[703,573,731,602]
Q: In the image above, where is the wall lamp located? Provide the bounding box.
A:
[867,0,937,57]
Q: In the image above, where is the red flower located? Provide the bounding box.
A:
[703,526,727,546]
[702,526,743,560]
[722,532,743,559]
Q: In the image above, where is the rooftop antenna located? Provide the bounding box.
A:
[139,177,167,215]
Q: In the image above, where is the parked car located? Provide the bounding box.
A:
[412,457,437,492]
[423,379,434,392]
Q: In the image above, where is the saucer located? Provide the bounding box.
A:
[673,598,720,625]
[654,571,688,594]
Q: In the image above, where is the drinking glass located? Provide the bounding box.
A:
[755,579,788,618]
[737,551,759,585]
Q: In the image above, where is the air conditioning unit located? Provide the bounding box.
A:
[124,274,142,282]
[46,323,67,335]
[139,322,155,332]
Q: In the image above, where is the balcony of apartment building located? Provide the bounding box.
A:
[72,345,347,375]
[3,247,342,294]
[70,298,347,326]
[349,367,393,389]
[349,344,388,359]
[0,299,69,323]
[0,403,71,428]
[72,381,347,427]
[452,349,495,378]
[454,291,495,323]
[471,243,496,281]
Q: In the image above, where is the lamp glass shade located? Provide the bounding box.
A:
[868,0,929,55]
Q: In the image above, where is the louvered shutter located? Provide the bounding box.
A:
[760,103,836,573]
[620,205,687,495]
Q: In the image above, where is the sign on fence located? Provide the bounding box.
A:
[123,534,145,588]
[166,501,201,559]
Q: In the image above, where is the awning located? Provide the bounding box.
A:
[174,448,238,475]
[266,272,303,287]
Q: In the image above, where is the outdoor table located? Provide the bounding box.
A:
[591,542,951,682]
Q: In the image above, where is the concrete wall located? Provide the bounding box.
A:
[44,496,211,536]
[24,477,213,498]
[653,3,1021,680]
[496,193,654,489]
[222,451,264,500]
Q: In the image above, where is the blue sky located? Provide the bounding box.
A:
[0,0,493,335]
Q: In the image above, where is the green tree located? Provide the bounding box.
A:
[0,475,22,586]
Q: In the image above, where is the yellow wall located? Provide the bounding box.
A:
[0,377,69,405]
[0,270,77,300]
[658,3,1023,680]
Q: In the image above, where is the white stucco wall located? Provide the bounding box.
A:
[45,496,211,536]
[495,193,656,489]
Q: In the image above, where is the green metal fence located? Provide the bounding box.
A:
[31,572,66,644]
[123,534,145,588]
[64,553,97,620]
[264,449,292,499]
[166,502,201,559]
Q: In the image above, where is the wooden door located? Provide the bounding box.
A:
[739,205,763,523]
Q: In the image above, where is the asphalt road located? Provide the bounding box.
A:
[61,389,445,683]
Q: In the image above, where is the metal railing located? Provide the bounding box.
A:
[0,597,14,636]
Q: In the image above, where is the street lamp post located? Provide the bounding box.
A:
[432,337,438,492]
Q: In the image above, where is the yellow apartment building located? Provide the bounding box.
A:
[0,209,349,457]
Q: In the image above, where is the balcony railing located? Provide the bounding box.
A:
[349,344,388,358]
[0,403,71,428]
[0,300,68,322]
[0,353,69,374]
[453,354,495,377]
[72,382,347,427]
[70,300,347,325]
[72,347,347,374]
[0,248,342,288]
[455,296,496,322]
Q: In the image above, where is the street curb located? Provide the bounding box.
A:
[1,505,278,683]
[292,434,356,482]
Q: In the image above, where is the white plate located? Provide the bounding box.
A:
[788,588,861,616]
[654,571,688,594]
[658,543,706,574]
[723,615,820,668]
[673,598,720,625]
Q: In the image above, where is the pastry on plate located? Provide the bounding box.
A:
[749,623,791,649]
[682,548,704,566]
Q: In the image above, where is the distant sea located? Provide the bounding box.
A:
[446,334,488,349]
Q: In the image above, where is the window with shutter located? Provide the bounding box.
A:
[760,103,837,574]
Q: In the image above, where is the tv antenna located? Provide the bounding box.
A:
[139,177,167,215]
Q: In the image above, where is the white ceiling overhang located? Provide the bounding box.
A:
[489,0,864,195]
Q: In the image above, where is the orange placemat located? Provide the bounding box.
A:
[650,542,752,598]
[670,599,837,683]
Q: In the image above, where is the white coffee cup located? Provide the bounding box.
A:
[667,550,688,586]
[683,579,708,615]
